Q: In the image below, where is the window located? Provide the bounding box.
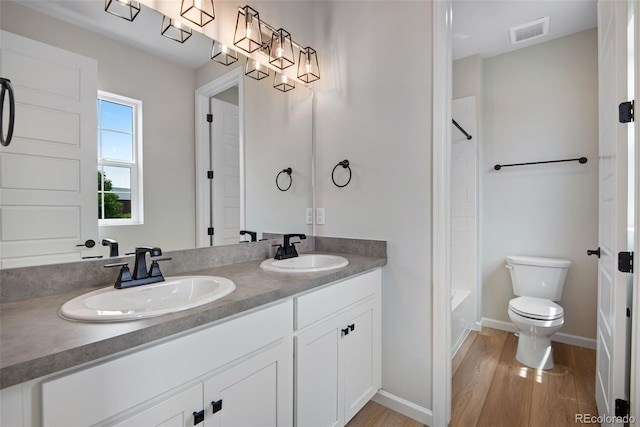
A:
[97,91,143,225]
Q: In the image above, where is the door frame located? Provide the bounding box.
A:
[431,0,640,423]
[194,67,245,248]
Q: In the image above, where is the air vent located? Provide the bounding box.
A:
[509,16,550,45]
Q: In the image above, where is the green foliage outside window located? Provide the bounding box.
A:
[98,171,130,219]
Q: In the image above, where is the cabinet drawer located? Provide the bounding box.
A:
[41,300,292,427]
[295,269,380,330]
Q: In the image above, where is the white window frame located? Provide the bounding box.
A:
[97,90,144,226]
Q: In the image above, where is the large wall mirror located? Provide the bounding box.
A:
[0,0,313,268]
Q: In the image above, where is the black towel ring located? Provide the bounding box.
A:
[332,160,351,188]
[276,167,292,191]
[0,78,16,147]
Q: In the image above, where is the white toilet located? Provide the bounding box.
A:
[506,255,571,370]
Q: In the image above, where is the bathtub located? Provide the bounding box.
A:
[451,288,472,357]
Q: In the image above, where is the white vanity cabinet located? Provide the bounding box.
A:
[40,300,293,427]
[294,270,381,427]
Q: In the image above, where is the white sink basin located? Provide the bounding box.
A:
[59,276,236,322]
[260,254,349,273]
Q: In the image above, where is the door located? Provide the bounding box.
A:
[210,95,240,246]
[0,31,99,268]
[343,299,378,423]
[110,383,202,427]
[595,0,633,422]
[203,340,292,426]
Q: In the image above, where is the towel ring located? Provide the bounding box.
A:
[332,160,351,188]
[276,167,292,191]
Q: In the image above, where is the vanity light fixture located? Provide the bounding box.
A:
[161,16,192,43]
[269,29,295,70]
[245,58,269,80]
[273,72,295,92]
[104,0,140,21]
[234,5,263,53]
[180,0,214,27]
[297,47,320,83]
[211,41,238,66]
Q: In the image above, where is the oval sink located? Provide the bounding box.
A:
[60,276,235,322]
[260,254,349,273]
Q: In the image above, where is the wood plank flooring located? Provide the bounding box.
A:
[347,327,598,427]
[450,328,598,427]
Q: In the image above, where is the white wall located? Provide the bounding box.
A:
[313,1,433,415]
[481,29,599,339]
[1,1,196,256]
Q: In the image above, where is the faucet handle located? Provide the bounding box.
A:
[148,257,171,278]
[105,262,133,288]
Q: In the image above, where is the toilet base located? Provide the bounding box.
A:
[515,333,554,370]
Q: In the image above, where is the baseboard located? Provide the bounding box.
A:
[372,390,433,425]
[480,317,597,349]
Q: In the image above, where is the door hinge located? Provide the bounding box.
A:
[206,114,213,123]
[208,227,214,236]
[193,410,205,425]
[211,399,223,414]
[615,398,630,417]
[619,101,634,123]
[618,251,634,273]
[207,170,214,179]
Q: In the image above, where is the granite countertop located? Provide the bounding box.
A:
[0,252,386,389]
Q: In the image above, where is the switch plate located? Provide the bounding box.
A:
[306,208,313,225]
[316,208,326,225]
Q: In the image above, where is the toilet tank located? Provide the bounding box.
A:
[506,255,571,301]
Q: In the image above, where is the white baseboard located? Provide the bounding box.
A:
[372,390,433,425]
[480,317,596,349]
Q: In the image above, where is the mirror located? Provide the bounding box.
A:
[0,0,313,268]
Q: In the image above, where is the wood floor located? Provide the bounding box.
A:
[347,327,598,427]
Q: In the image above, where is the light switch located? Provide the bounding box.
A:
[306,208,313,225]
[316,208,326,225]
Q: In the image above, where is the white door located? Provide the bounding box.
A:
[595,0,633,423]
[0,31,99,268]
[210,96,240,246]
[111,383,202,427]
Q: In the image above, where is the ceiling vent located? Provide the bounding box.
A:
[509,16,550,45]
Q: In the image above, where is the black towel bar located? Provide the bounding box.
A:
[494,157,588,170]
[452,119,472,140]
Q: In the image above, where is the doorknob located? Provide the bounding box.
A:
[76,239,96,248]
[587,247,601,258]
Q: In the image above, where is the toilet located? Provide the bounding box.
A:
[506,255,571,370]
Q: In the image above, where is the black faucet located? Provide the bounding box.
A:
[102,238,119,257]
[239,230,257,242]
[274,234,306,260]
[105,246,171,289]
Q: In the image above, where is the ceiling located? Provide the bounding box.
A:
[453,0,598,60]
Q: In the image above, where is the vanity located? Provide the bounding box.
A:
[0,238,386,426]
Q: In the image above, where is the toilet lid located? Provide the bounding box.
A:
[509,296,564,320]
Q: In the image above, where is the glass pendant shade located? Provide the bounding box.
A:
[297,47,320,83]
[180,0,214,27]
[269,29,295,70]
[234,6,263,53]
[104,0,140,21]
[245,58,269,80]
[161,16,192,43]
[274,73,295,92]
[211,41,238,66]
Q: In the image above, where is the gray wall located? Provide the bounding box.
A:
[313,1,433,411]
[481,29,599,339]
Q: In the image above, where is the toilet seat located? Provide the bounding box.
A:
[509,296,564,321]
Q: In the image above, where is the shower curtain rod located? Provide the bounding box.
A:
[452,119,472,140]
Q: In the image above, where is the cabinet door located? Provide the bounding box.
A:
[110,384,202,427]
[295,316,343,427]
[343,299,378,423]
[203,339,292,427]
